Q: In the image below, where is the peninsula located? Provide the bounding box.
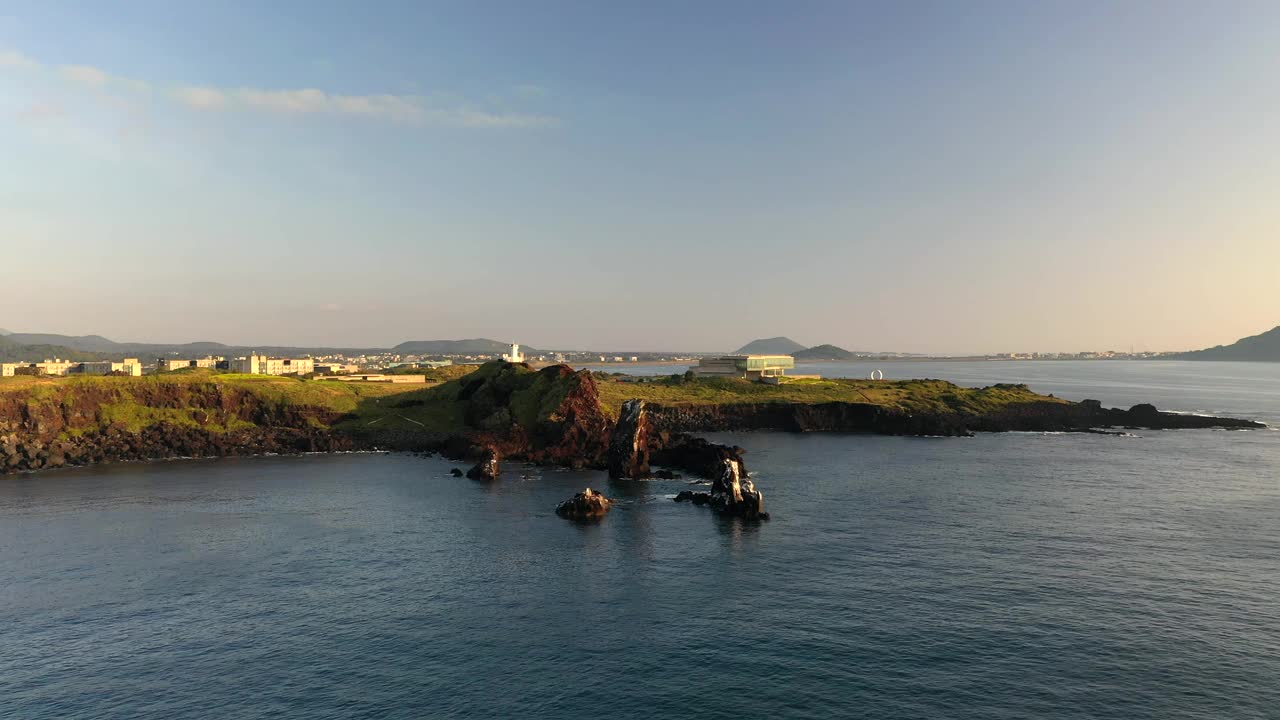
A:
[0,362,1263,482]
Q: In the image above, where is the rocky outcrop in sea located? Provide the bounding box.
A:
[555,488,613,520]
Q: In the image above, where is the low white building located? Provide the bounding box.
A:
[227,354,315,376]
[34,359,76,376]
[157,357,219,372]
[314,362,360,375]
[1,363,18,377]
[77,358,143,376]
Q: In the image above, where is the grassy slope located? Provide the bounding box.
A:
[593,375,1066,418]
[332,361,577,436]
[0,371,418,436]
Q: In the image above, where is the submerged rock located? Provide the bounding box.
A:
[449,468,464,477]
[674,490,710,505]
[555,487,613,519]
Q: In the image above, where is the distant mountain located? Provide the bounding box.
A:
[5,333,123,353]
[0,334,109,362]
[0,330,538,359]
[1171,326,1280,362]
[793,344,856,361]
[0,328,11,335]
[733,337,806,355]
[392,338,536,355]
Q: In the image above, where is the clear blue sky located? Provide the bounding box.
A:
[2,1,1278,352]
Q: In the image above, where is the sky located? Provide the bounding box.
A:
[2,1,1278,353]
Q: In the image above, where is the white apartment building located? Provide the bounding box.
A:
[228,354,315,376]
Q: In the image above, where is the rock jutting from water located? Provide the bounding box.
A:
[465,449,501,481]
[555,488,613,519]
[674,457,769,521]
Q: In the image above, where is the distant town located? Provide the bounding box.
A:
[0,341,1186,380]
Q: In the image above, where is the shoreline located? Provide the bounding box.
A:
[1,361,1267,479]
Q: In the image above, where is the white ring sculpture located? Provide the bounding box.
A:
[870,369,884,381]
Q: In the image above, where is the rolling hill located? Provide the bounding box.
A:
[733,337,806,355]
[4,333,122,353]
[0,330,540,359]
[1171,326,1280,362]
[0,334,109,362]
[392,339,537,355]
[792,344,856,361]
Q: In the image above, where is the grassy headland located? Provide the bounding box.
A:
[3,362,1257,476]
[1,364,1070,441]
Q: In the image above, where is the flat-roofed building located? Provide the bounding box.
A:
[34,359,76,376]
[157,357,219,372]
[77,358,143,376]
[318,373,427,384]
[1,363,18,377]
[692,355,795,380]
[314,362,359,375]
[227,354,314,376]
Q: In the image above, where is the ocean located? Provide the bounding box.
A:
[2,361,1278,719]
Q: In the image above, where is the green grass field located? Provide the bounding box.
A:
[592,374,1065,418]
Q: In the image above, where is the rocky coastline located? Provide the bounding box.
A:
[0,363,1265,483]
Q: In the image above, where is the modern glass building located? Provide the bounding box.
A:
[692,355,796,379]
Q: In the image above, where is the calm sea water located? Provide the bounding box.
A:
[2,362,1278,719]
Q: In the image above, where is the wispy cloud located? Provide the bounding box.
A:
[174,85,556,128]
[0,49,37,69]
[175,86,228,110]
[60,64,109,86]
[2,46,555,130]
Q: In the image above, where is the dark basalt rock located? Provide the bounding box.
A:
[607,399,652,478]
[449,468,464,477]
[674,490,710,505]
[673,458,768,519]
[651,435,748,481]
[555,487,612,519]
[643,398,1263,436]
[0,424,358,474]
[708,457,769,520]
[465,450,501,481]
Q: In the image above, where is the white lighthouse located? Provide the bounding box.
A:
[503,343,524,363]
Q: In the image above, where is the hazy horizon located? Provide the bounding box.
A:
[4,2,1279,353]
[1,321,1272,356]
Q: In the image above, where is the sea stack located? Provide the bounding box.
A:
[555,488,613,520]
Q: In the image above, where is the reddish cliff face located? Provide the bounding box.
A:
[523,366,615,467]
[450,363,616,469]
